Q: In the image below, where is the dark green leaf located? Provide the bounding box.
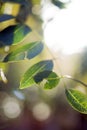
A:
[0,24,31,46]
[34,70,52,83]
[34,70,60,89]
[52,0,65,8]
[3,41,43,62]
[65,89,87,114]
[2,0,27,4]
[19,60,53,89]
[0,14,15,22]
[0,14,16,32]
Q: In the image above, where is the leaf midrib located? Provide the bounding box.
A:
[21,62,52,88]
[10,42,40,58]
[14,25,23,34]
[68,90,87,111]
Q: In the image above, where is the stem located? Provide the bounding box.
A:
[63,75,87,87]
[0,68,8,83]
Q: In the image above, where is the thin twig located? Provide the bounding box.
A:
[63,75,87,87]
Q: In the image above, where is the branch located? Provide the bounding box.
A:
[63,75,87,87]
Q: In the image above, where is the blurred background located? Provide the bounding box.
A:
[0,0,87,130]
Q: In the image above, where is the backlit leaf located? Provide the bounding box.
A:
[65,89,87,114]
[0,14,16,31]
[0,24,31,46]
[19,60,53,89]
[32,0,40,5]
[3,41,43,62]
[34,71,60,89]
[44,71,60,89]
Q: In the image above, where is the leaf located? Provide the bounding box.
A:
[0,24,31,46]
[13,25,31,45]
[32,0,40,5]
[19,60,53,89]
[34,71,60,89]
[44,71,60,89]
[34,71,52,83]
[65,89,87,114]
[2,0,27,4]
[0,14,17,31]
[3,41,44,62]
[52,0,65,8]
[1,2,20,17]
[0,15,15,22]
[2,0,39,5]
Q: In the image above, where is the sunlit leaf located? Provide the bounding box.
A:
[0,14,16,31]
[0,24,31,46]
[34,71,60,89]
[12,25,31,45]
[44,71,60,89]
[65,89,87,114]
[1,2,20,16]
[19,60,53,89]
[32,0,40,5]
[3,41,44,62]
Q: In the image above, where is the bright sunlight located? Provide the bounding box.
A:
[42,0,87,54]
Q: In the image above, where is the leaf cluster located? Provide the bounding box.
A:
[0,0,87,115]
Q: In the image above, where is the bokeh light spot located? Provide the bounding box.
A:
[32,102,51,121]
[2,97,22,119]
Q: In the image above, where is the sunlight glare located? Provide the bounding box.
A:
[43,0,87,54]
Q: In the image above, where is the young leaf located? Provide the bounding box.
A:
[3,41,43,62]
[0,24,31,46]
[19,60,53,89]
[65,89,87,114]
[34,71,60,89]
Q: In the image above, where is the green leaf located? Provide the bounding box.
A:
[34,71,60,89]
[0,24,31,46]
[52,0,66,8]
[13,24,31,45]
[3,41,43,62]
[65,89,87,114]
[19,60,53,89]
[0,14,16,32]
[44,71,60,89]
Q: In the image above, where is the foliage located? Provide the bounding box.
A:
[65,89,87,114]
[3,41,43,62]
[0,0,87,115]
[20,60,53,89]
